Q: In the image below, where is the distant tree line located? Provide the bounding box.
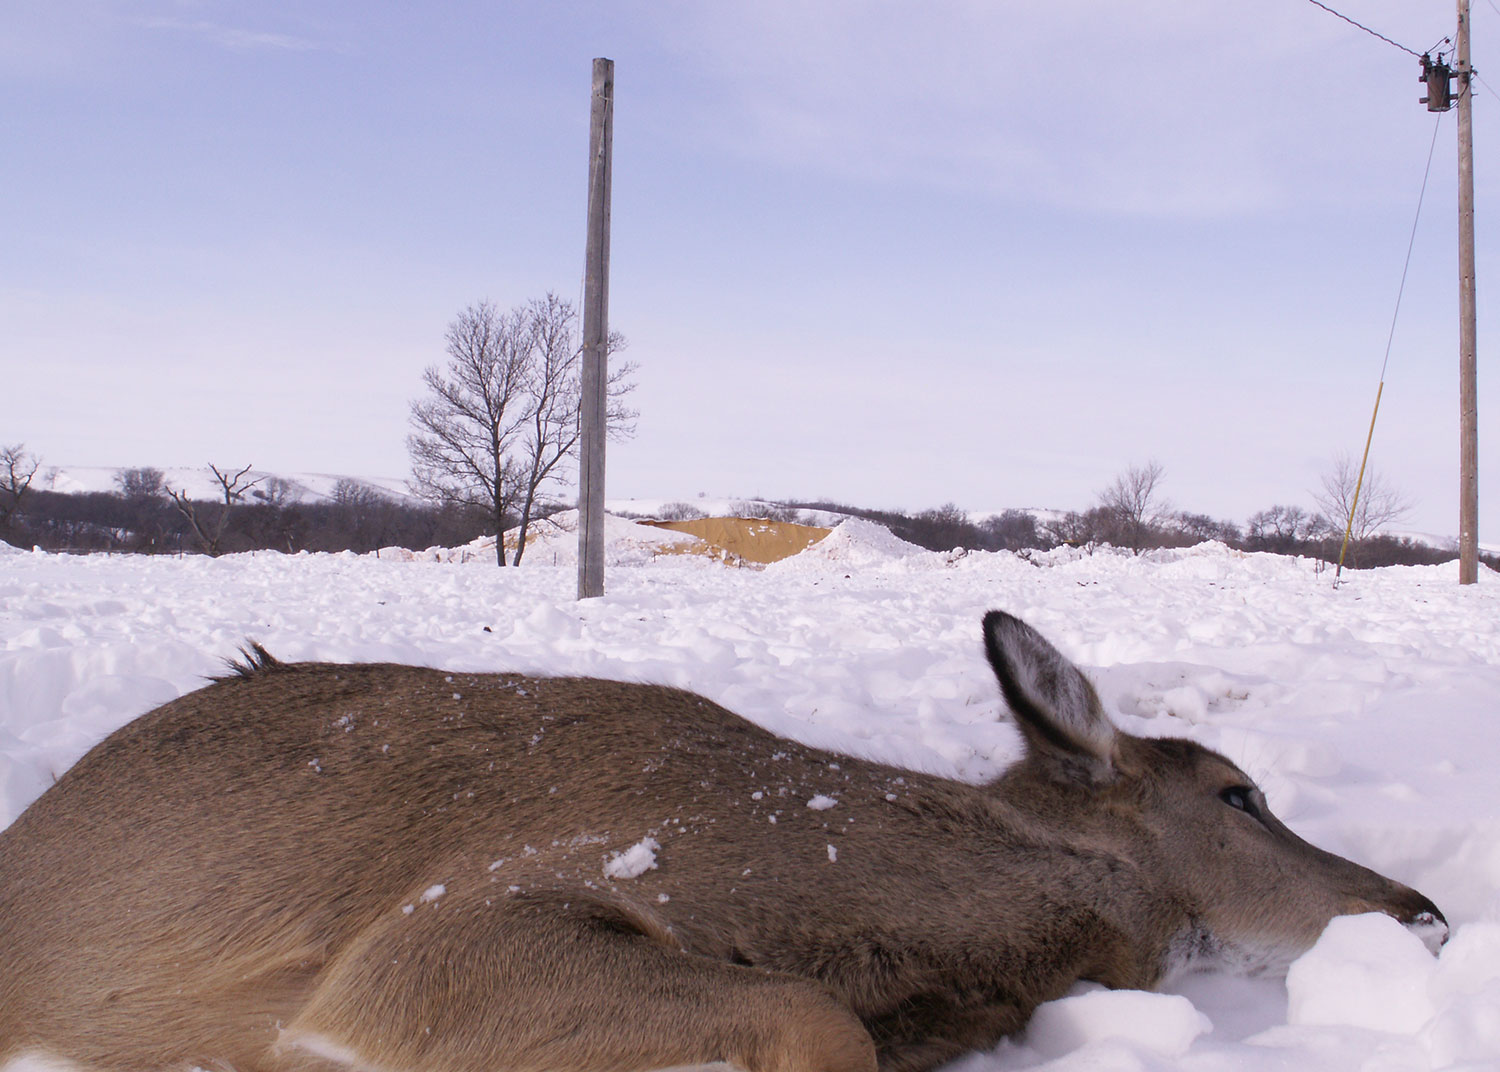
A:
[0,461,495,556]
[783,457,1496,572]
[3,441,1491,572]
[771,495,1488,570]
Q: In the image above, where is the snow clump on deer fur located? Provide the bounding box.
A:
[604,837,660,880]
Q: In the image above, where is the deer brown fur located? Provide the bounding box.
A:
[0,612,1445,1072]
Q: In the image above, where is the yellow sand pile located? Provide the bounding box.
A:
[638,517,831,564]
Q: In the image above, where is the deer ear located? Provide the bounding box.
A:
[982,611,1117,785]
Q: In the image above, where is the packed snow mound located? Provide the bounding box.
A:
[768,517,935,572]
[1022,539,1254,571]
[1286,913,1440,1033]
[1022,987,1212,1059]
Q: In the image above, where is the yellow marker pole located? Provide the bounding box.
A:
[1335,381,1384,586]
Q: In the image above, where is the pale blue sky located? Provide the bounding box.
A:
[3,1,1496,537]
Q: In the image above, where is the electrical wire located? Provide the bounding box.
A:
[1302,0,1425,57]
[1378,114,1443,382]
[1334,113,1444,585]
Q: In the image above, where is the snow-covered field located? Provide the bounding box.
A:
[2,519,1499,1072]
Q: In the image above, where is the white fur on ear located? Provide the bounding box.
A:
[982,611,1116,778]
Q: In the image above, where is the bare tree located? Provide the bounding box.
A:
[657,502,707,521]
[167,463,263,556]
[0,444,41,537]
[408,301,532,565]
[408,294,636,566]
[327,478,395,552]
[1165,511,1241,547]
[251,477,296,507]
[1313,452,1413,543]
[979,509,1046,552]
[1040,508,1108,550]
[113,467,171,551]
[1248,504,1309,544]
[331,477,384,510]
[1096,459,1168,554]
[1245,504,1324,553]
[510,294,636,565]
[115,467,166,503]
[908,503,975,553]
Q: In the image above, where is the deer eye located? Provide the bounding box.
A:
[1219,786,1259,817]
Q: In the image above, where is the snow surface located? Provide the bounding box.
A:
[3,519,1499,1072]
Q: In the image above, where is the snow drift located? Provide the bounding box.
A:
[1,530,1497,1071]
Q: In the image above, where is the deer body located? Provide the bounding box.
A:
[0,614,1445,1072]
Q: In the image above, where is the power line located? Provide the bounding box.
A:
[1335,113,1444,585]
[1379,114,1444,382]
[1302,0,1425,58]
[1480,0,1500,90]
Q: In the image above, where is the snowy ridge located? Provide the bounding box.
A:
[380,511,707,568]
[2,537,1499,1070]
[39,465,414,504]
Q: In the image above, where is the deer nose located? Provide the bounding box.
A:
[1400,896,1448,955]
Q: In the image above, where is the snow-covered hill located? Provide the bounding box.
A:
[38,464,415,504]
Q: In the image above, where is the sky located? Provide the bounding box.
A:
[3,0,1499,538]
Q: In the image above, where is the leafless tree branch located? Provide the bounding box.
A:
[1096,459,1168,554]
[166,463,261,556]
[0,443,41,534]
[1313,452,1413,543]
[408,294,638,565]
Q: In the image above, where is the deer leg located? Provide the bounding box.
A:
[272,888,875,1072]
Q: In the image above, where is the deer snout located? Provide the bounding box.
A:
[1399,897,1448,956]
[1351,889,1448,955]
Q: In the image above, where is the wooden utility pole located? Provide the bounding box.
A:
[1456,0,1479,584]
[577,57,613,599]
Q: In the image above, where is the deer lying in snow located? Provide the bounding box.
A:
[0,612,1445,1072]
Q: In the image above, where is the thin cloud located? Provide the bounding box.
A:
[137,16,321,53]
[642,0,1439,218]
